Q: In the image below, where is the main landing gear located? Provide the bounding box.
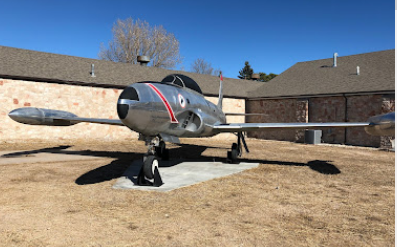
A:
[137,136,168,187]
[227,132,250,164]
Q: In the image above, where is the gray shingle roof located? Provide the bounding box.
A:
[248,50,395,98]
[0,46,262,98]
[1,46,393,99]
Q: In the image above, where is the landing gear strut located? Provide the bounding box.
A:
[227,132,249,164]
[155,140,169,160]
[137,136,166,187]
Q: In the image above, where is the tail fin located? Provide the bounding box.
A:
[217,71,223,109]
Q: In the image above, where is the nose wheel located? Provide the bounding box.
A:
[137,154,163,187]
[136,136,165,187]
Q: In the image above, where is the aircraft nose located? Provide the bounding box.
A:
[117,86,139,119]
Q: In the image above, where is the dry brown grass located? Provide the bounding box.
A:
[0,138,394,247]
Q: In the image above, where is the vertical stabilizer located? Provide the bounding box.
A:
[217,72,224,109]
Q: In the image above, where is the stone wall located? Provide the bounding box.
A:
[246,95,395,148]
[0,79,245,142]
[206,96,245,140]
[380,95,395,149]
[1,79,135,142]
[345,94,395,148]
[246,98,308,142]
[345,95,383,147]
[309,96,346,144]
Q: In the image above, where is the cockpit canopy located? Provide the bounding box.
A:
[161,74,203,94]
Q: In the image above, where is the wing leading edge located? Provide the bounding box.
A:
[212,122,370,132]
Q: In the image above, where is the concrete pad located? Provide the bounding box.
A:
[0,150,102,165]
[113,160,260,192]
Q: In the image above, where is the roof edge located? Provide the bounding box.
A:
[0,74,248,99]
[0,45,244,81]
[247,90,395,100]
[0,74,127,89]
[295,49,395,64]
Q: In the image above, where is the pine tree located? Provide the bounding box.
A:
[259,72,278,82]
[238,61,254,80]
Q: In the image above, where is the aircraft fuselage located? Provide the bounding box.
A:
[117,82,226,138]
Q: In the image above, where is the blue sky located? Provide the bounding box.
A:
[0,0,394,78]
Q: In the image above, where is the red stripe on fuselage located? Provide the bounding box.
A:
[146,83,179,123]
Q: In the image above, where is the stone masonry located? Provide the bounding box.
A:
[246,98,308,142]
[346,94,395,148]
[309,96,346,144]
[246,95,395,148]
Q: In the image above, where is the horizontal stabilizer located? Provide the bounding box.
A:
[8,107,124,126]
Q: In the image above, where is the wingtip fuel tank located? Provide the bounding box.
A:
[365,112,395,136]
[8,107,78,126]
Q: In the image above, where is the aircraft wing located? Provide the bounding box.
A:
[212,122,370,132]
[55,116,124,126]
[212,112,395,137]
[8,107,125,126]
[224,113,269,116]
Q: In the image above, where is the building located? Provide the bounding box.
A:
[0,46,394,148]
[246,50,395,148]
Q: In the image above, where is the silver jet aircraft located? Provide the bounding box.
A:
[8,73,395,186]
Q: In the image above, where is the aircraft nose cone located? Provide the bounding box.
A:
[8,107,44,124]
[8,109,19,117]
[8,108,23,121]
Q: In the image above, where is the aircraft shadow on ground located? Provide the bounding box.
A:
[2,144,340,185]
[1,145,73,158]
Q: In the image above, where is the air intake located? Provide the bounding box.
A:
[117,87,139,120]
[118,87,139,101]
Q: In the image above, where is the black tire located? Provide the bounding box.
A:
[228,143,239,163]
[232,142,241,156]
[231,149,238,162]
[143,155,158,179]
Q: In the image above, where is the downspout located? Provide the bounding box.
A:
[343,94,348,144]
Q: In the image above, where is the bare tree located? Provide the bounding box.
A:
[191,58,221,76]
[99,18,182,69]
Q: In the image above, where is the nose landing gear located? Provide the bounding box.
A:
[137,136,166,187]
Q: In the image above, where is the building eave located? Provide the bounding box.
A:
[247,90,395,101]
